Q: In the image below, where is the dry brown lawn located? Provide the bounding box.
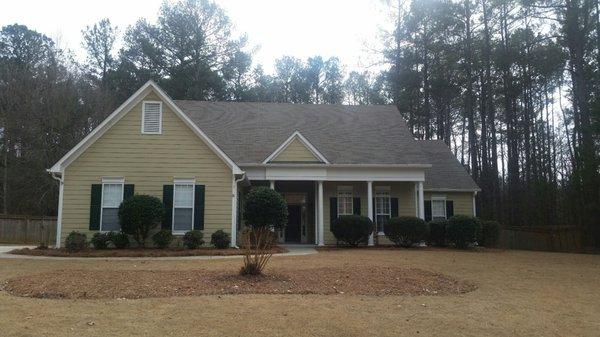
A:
[1,248,599,337]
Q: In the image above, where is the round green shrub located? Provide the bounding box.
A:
[152,229,173,249]
[480,220,501,247]
[65,231,87,252]
[183,230,204,249]
[428,219,448,247]
[384,216,428,248]
[91,232,110,250]
[108,231,130,249]
[211,230,231,249]
[243,187,288,230]
[118,194,164,247]
[331,215,374,246]
[446,215,479,249]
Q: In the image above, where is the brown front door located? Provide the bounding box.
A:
[285,205,301,243]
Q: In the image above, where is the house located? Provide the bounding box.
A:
[48,81,480,247]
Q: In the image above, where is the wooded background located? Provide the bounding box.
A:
[0,0,598,247]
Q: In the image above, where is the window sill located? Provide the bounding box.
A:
[172,231,190,236]
[377,232,385,236]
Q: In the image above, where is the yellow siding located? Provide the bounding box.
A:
[271,138,321,162]
[425,191,475,216]
[323,181,416,245]
[61,89,233,245]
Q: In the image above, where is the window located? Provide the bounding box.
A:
[432,198,447,220]
[337,187,353,216]
[173,180,194,233]
[142,101,162,134]
[375,191,391,233]
[101,179,124,231]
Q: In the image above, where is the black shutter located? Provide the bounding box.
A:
[194,185,205,230]
[391,198,399,218]
[353,198,361,215]
[329,197,337,230]
[446,200,454,218]
[89,184,102,230]
[123,184,134,200]
[424,200,432,222]
[162,185,173,230]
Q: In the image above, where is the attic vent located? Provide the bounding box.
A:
[142,101,162,134]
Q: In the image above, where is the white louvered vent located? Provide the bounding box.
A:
[142,101,162,134]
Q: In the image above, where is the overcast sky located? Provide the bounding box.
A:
[0,0,393,72]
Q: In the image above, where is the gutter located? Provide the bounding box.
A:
[239,163,433,168]
[48,169,64,248]
[231,172,246,249]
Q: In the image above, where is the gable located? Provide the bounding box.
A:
[49,81,241,174]
[271,137,322,163]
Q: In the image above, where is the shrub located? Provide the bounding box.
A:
[384,216,428,248]
[446,215,479,249]
[118,195,164,247]
[211,230,231,249]
[428,219,448,247]
[479,220,501,247]
[241,187,288,275]
[183,230,204,249]
[65,231,87,252]
[91,232,111,250]
[108,231,130,249]
[331,215,374,246]
[152,229,173,249]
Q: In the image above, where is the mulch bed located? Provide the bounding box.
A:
[8,247,288,258]
[2,266,476,299]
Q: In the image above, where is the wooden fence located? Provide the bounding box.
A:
[500,226,582,252]
[0,214,57,245]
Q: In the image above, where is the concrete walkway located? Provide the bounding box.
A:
[0,244,317,261]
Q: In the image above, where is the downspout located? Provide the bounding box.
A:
[473,191,478,217]
[49,170,64,248]
[231,172,246,248]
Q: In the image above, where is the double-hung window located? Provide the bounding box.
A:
[173,180,194,233]
[101,178,124,231]
[431,197,447,220]
[375,190,391,233]
[337,187,353,216]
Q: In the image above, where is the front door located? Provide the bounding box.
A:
[285,205,301,243]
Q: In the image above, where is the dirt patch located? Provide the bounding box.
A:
[3,266,475,299]
[8,246,287,257]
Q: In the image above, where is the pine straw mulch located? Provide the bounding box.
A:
[8,246,287,258]
[2,266,477,299]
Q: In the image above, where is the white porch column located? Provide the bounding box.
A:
[54,175,65,248]
[317,180,324,246]
[472,191,477,217]
[269,180,275,189]
[231,175,239,247]
[314,181,319,245]
[367,181,374,246]
[418,181,425,220]
[414,182,419,217]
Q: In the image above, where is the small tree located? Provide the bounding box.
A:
[118,195,164,247]
[384,216,428,248]
[241,187,288,275]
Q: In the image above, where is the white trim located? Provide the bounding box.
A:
[424,188,481,192]
[337,190,353,216]
[317,181,324,246]
[472,191,477,217]
[314,181,318,245]
[232,173,245,248]
[246,165,426,182]
[100,179,125,232]
[48,80,243,175]
[374,187,391,236]
[417,182,425,220]
[50,172,64,248]
[262,131,330,164]
[141,101,163,134]
[244,163,431,168]
[172,179,195,234]
[367,181,374,246]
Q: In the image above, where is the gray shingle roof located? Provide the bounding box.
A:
[173,101,479,191]
[418,140,480,191]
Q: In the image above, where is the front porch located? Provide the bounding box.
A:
[241,179,426,246]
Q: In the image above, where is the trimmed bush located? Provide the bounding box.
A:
[384,216,428,248]
[91,232,111,250]
[183,230,204,249]
[65,231,87,252]
[152,229,173,249]
[480,220,501,247]
[211,230,231,249]
[428,219,448,247]
[118,194,164,247]
[446,215,479,249]
[108,231,130,249]
[331,215,374,246]
[243,187,288,230]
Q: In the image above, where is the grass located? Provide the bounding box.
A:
[1,248,599,336]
